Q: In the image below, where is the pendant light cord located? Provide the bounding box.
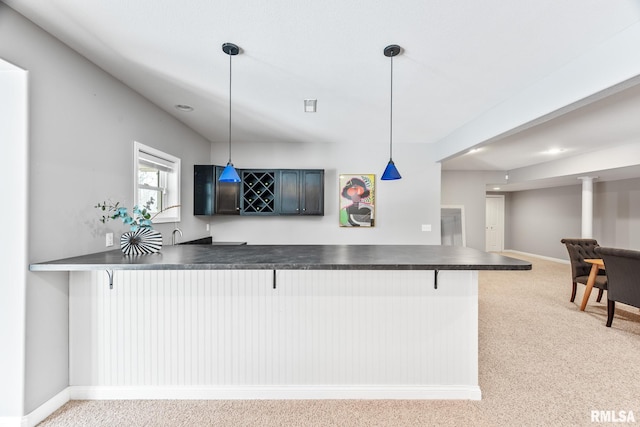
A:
[389,55,394,160]
[228,51,233,164]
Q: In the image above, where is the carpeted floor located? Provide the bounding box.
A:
[37,253,640,426]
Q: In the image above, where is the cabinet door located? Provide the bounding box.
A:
[301,170,324,215]
[215,166,240,215]
[279,170,300,214]
[194,165,215,215]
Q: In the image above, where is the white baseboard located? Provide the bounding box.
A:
[0,388,70,427]
[69,385,481,401]
[503,249,569,265]
[0,417,26,427]
[2,384,480,427]
[25,388,70,427]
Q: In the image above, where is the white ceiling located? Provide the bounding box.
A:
[4,0,640,191]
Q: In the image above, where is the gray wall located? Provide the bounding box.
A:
[442,169,640,259]
[0,4,212,414]
[506,185,582,259]
[594,178,640,249]
[506,177,640,260]
[207,141,442,245]
[441,170,504,250]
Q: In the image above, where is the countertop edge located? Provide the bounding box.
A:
[29,245,532,272]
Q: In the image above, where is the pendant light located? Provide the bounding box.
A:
[381,44,402,181]
[219,42,241,183]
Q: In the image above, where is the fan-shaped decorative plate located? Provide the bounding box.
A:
[120,228,162,255]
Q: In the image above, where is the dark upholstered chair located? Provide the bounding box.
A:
[595,247,640,327]
[561,238,607,303]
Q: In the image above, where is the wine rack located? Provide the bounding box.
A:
[242,171,276,214]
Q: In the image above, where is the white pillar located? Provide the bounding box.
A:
[578,176,597,238]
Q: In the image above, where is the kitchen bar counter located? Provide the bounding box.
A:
[33,245,531,401]
[30,244,531,271]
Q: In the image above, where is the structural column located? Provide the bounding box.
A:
[578,176,596,238]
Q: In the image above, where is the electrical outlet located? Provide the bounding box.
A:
[106,232,114,247]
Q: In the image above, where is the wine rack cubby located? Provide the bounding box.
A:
[242,171,276,214]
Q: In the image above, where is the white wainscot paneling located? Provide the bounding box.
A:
[70,269,479,399]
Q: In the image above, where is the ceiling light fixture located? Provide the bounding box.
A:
[544,148,565,155]
[219,42,241,183]
[381,44,402,181]
[174,104,193,112]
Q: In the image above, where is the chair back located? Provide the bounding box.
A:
[595,247,640,307]
[561,238,600,279]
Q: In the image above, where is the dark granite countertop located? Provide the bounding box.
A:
[29,245,531,272]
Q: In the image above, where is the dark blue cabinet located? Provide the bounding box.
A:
[194,166,323,216]
[279,170,324,215]
[193,165,240,215]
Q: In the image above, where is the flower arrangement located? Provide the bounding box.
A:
[96,198,179,231]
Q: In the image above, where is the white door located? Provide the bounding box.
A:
[485,195,505,252]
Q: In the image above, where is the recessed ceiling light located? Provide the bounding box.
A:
[468,148,482,154]
[493,187,501,190]
[175,104,194,112]
[544,148,565,155]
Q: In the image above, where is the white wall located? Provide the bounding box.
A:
[0,60,27,420]
[0,4,212,415]
[207,141,442,245]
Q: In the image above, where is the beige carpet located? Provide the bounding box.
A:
[38,254,640,426]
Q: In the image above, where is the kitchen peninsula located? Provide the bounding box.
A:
[31,244,530,400]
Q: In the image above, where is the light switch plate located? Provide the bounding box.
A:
[106,232,114,247]
[421,224,431,232]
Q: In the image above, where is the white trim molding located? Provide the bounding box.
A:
[69,385,481,401]
[0,388,70,427]
[503,249,568,264]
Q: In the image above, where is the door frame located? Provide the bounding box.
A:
[485,195,505,252]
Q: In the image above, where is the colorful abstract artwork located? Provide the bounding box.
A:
[339,174,375,227]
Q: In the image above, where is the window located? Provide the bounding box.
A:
[134,141,181,223]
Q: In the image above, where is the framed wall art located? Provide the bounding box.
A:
[339,174,375,227]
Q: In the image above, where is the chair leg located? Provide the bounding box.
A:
[570,281,577,302]
[606,300,615,327]
[596,288,604,303]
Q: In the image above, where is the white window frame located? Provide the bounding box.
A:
[133,141,181,224]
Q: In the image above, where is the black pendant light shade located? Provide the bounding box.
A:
[219,42,241,183]
[381,44,402,181]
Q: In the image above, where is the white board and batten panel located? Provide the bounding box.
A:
[70,269,480,399]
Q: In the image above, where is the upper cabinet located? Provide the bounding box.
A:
[215,166,241,215]
[194,165,215,216]
[194,166,324,216]
[279,170,324,215]
[193,165,240,216]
